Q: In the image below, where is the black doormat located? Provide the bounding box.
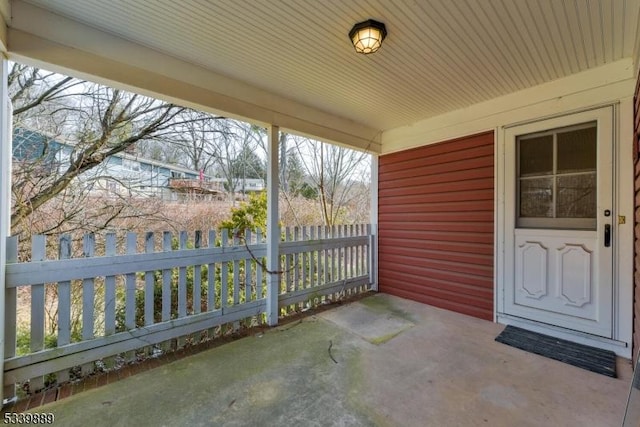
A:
[495,325,617,378]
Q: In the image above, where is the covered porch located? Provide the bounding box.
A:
[0,0,639,424]
[10,294,633,427]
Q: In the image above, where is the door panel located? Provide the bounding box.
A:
[515,230,601,323]
[504,107,613,338]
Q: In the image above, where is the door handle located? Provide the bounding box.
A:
[604,224,611,247]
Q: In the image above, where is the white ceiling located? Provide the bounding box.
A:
[11,0,640,134]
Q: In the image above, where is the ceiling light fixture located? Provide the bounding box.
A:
[349,19,387,54]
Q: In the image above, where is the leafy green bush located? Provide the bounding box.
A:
[219,191,267,236]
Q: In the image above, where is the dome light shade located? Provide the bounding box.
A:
[349,19,387,54]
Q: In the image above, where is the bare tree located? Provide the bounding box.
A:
[135,137,183,165]
[144,110,230,173]
[292,135,370,227]
[9,64,187,233]
[9,63,85,119]
[139,116,266,200]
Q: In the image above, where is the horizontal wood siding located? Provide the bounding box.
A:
[378,132,495,320]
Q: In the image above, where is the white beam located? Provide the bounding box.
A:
[0,58,10,403]
[369,155,378,292]
[266,125,280,326]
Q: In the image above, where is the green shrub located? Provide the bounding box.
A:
[220,191,267,236]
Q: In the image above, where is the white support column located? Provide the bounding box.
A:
[266,125,280,325]
[369,154,379,291]
[0,58,10,404]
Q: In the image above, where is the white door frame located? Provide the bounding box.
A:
[495,102,635,358]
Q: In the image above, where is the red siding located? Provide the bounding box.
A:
[633,69,640,365]
[378,132,495,320]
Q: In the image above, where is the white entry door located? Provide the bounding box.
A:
[504,107,613,338]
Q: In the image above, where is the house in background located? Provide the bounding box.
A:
[231,178,265,194]
[12,128,233,201]
[0,0,639,374]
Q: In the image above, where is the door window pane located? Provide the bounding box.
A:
[557,124,596,174]
[556,174,596,218]
[516,122,597,229]
[519,135,553,176]
[519,178,553,218]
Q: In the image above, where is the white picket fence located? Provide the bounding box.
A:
[3,224,373,397]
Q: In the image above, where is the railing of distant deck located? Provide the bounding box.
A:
[3,224,373,398]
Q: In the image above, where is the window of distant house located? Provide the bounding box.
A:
[107,181,118,194]
[122,158,140,171]
[516,121,597,230]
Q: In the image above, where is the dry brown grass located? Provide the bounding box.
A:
[13,191,371,263]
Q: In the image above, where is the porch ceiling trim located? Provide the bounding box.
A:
[382,58,637,154]
[7,1,381,153]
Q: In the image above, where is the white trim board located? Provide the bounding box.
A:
[0,59,11,403]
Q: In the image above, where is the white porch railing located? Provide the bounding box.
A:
[3,224,373,398]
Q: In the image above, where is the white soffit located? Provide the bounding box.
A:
[10,0,640,138]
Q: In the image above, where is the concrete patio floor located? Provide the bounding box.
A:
[21,294,633,426]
